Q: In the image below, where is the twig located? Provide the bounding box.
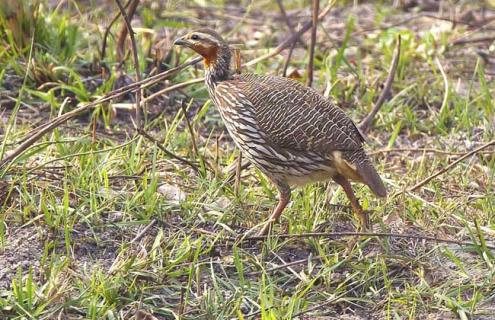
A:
[453,35,495,46]
[100,0,130,60]
[178,287,186,318]
[282,38,297,77]
[407,139,495,192]
[142,57,202,89]
[233,48,241,74]
[277,0,304,77]
[215,136,220,175]
[137,128,199,173]
[358,35,401,132]
[180,100,198,157]
[225,157,251,183]
[0,57,201,169]
[306,0,319,87]
[131,219,157,243]
[91,115,97,144]
[230,231,495,250]
[369,147,494,156]
[141,78,204,105]
[114,0,142,129]
[421,13,495,30]
[275,0,304,47]
[234,152,242,196]
[245,0,335,67]
[116,0,140,63]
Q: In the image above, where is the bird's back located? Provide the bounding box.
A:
[235,73,365,152]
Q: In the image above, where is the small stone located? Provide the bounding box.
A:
[157,184,186,201]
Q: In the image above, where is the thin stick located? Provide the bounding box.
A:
[114,0,142,129]
[91,115,97,144]
[215,136,220,176]
[369,147,494,156]
[100,0,130,60]
[306,0,319,87]
[233,48,241,74]
[225,157,251,183]
[408,139,495,192]
[358,35,401,132]
[141,57,202,89]
[282,38,297,77]
[234,152,242,196]
[141,78,204,105]
[245,0,335,67]
[453,35,495,46]
[180,100,198,157]
[232,231,495,250]
[421,13,495,29]
[275,0,304,47]
[115,0,140,63]
[137,128,199,173]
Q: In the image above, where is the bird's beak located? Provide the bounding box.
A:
[174,36,191,47]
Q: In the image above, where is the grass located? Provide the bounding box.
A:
[1,0,494,319]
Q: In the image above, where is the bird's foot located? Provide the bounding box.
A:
[355,209,371,233]
[344,210,372,256]
[257,218,276,237]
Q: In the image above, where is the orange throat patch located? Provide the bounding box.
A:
[196,45,218,68]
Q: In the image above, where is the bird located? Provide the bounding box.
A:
[174,29,387,236]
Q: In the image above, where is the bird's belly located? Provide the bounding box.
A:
[282,169,337,186]
[232,137,337,186]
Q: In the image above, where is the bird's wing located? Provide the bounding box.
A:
[216,74,365,154]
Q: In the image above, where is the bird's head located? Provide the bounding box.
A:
[174,29,228,68]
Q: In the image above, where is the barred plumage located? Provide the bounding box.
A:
[175,29,386,235]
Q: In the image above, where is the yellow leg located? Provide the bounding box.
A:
[333,175,369,231]
[257,184,291,236]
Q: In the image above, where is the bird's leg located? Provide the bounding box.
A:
[257,183,291,236]
[332,175,369,231]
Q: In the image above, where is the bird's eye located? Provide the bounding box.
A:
[191,34,199,40]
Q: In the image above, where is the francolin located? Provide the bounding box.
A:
[174,29,386,235]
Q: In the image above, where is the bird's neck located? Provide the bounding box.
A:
[205,46,232,87]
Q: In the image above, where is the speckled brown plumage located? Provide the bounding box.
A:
[174,29,386,235]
